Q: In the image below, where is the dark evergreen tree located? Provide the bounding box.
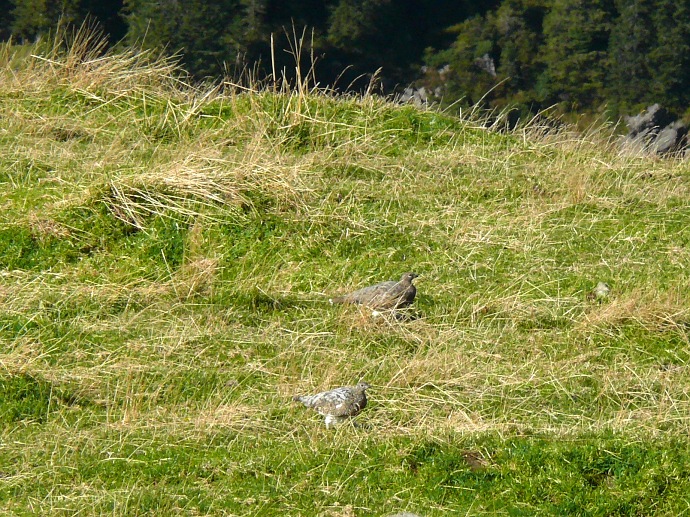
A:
[421,0,545,116]
[7,0,124,43]
[606,0,690,116]
[123,0,244,78]
[491,0,548,108]
[648,0,690,113]
[0,0,13,40]
[539,0,616,111]
[423,15,498,106]
[262,0,332,29]
[325,0,393,88]
[79,0,126,41]
[607,0,654,113]
[326,0,500,91]
[10,0,81,40]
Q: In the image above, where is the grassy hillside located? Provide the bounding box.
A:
[1,33,690,516]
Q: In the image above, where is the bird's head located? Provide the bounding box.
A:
[401,272,419,282]
[356,382,371,391]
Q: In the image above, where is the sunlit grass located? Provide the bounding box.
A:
[0,28,689,515]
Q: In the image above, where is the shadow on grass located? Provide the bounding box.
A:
[0,373,104,425]
[231,289,327,314]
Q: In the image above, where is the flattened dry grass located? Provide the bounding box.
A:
[1,29,690,516]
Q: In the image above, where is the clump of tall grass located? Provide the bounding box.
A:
[0,21,183,95]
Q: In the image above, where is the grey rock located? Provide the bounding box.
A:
[330,272,418,311]
[475,53,496,77]
[625,104,673,138]
[623,104,687,155]
[294,382,371,428]
[399,87,428,107]
[652,120,687,154]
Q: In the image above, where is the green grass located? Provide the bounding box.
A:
[0,31,690,515]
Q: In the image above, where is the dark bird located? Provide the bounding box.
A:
[330,272,418,311]
[293,382,371,428]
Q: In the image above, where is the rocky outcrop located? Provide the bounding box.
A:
[623,104,688,155]
[475,53,496,77]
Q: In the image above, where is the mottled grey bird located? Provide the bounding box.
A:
[587,281,611,302]
[293,382,371,428]
[329,272,418,311]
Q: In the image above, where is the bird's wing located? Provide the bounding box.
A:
[333,281,397,305]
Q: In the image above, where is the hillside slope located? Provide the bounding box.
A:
[1,35,690,516]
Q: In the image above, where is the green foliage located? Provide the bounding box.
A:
[492,0,548,105]
[0,374,55,424]
[0,374,98,425]
[607,0,655,113]
[327,0,387,51]
[647,1,690,113]
[0,225,79,270]
[540,0,615,110]
[10,0,80,40]
[424,15,497,107]
[123,0,243,78]
[608,0,690,114]
[0,0,12,40]
[422,0,690,119]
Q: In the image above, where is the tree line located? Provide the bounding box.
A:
[2,0,689,120]
[422,0,690,121]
